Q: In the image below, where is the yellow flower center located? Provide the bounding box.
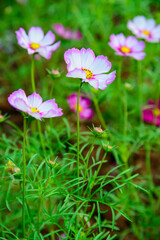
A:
[74,105,83,112]
[121,46,131,53]
[31,107,40,113]
[30,42,40,50]
[82,68,93,79]
[142,30,150,36]
[152,108,160,117]
[5,160,15,172]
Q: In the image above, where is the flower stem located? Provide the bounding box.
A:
[22,117,27,238]
[77,82,83,183]
[31,55,36,92]
[92,95,107,130]
[118,60,122,129]
[138,61,142,123]
[123,90,127,138]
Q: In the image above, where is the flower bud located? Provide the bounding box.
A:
[124,83,133,91]
[48,160,58,168]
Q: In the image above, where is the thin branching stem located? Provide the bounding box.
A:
[22,117,27,238]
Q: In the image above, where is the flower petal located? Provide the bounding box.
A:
[129,52,146,60]
[16,28,29,49]
[81,108,94,119]
[94,71,116,90]
[66,69,86,79]
[80,48,95,69]
[38,99,58,112]
[42,108,63,118]
[13,98,30,112]
[90,55,111,74]
[133,16,147,30]
[27,92,42,108]
[40,31,55,46]
[8,89,28,106]
[28,27,44,43]
[83,79,99,89]
[64,48,82,71]
[37,41,60,59]
[28,112,42,120]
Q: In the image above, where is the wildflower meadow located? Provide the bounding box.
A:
[0,0,160,239]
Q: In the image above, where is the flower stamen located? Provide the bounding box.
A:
[30,42,40,50]
[74,105,83,112]
[82,68,93,79]
[152,108,160,117]
[142,30,150,36]
[120,46,131,53]
[31,107,40,113]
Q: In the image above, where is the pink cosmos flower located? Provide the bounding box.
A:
[64,48,116,90]
[142,99,160,126]
[15,27,60,59]
[108,34,146,60]
[8,89,63,120]
[127,16,160,43]
[53,23,82,40]
[67,93,93,119]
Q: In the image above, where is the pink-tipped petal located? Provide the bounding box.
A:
[38,99,57,112]
[29,112,42,120]
[93,71,116,90]
[133,16,146,30]
[13,98,30,112]
[64,48,82,72]
[40,31,55,46]
[42,108,63,118]
[27,92,42,108]
[131,41,145,52]
[80,48,95,69]
[130,52,146,60]
[8,89,28,106]
[66,69,86,79]
[90,55,111,74]
[28,27,44,43]
[16,28,29,49]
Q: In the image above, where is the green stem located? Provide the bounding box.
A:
[137,61,142,123]
[123,90,127,138]
[77,82,83,183]
[118,60,122,130]
[31,55,36,92]
[22,117,27,238]
[92,95,107,130]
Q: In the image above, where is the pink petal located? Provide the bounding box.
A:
[15,28,29,49]
[38,99,58,112]
[133,16,147,30]
[129,52,146,60]
[90,55,111,74]
[40,31,55,46]
[84,79,99,89]
[131,41,145,52]
[37,41,60,59]
[28,112,42,120]
[8,89,28,106]
[80,48,95,69]
[27,92,42,108]
[81,108,93,119]
[42,109,63,118]
[28,27,44,43]
[66,69,86,79]
[94,71,116,90]
[64,48,82,72]
[13,98,30,112]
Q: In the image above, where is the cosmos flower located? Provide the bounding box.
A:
[53,23,82,40]
[142,99,160,126]
[127,16,160,43]
[67,93,93,119]
[64,48,116,90]
[108,34,146,60]
[8,89,63,120]
[16,27,60,59]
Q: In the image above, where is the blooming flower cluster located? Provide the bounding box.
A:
[108,34,146,60]
[8,89,63,120]
[16,27,60,59]
[127,16,160,42]
[142,100,160,126]
[64,48,116,90]
[53,23,82,40]
[67,93,93,119]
